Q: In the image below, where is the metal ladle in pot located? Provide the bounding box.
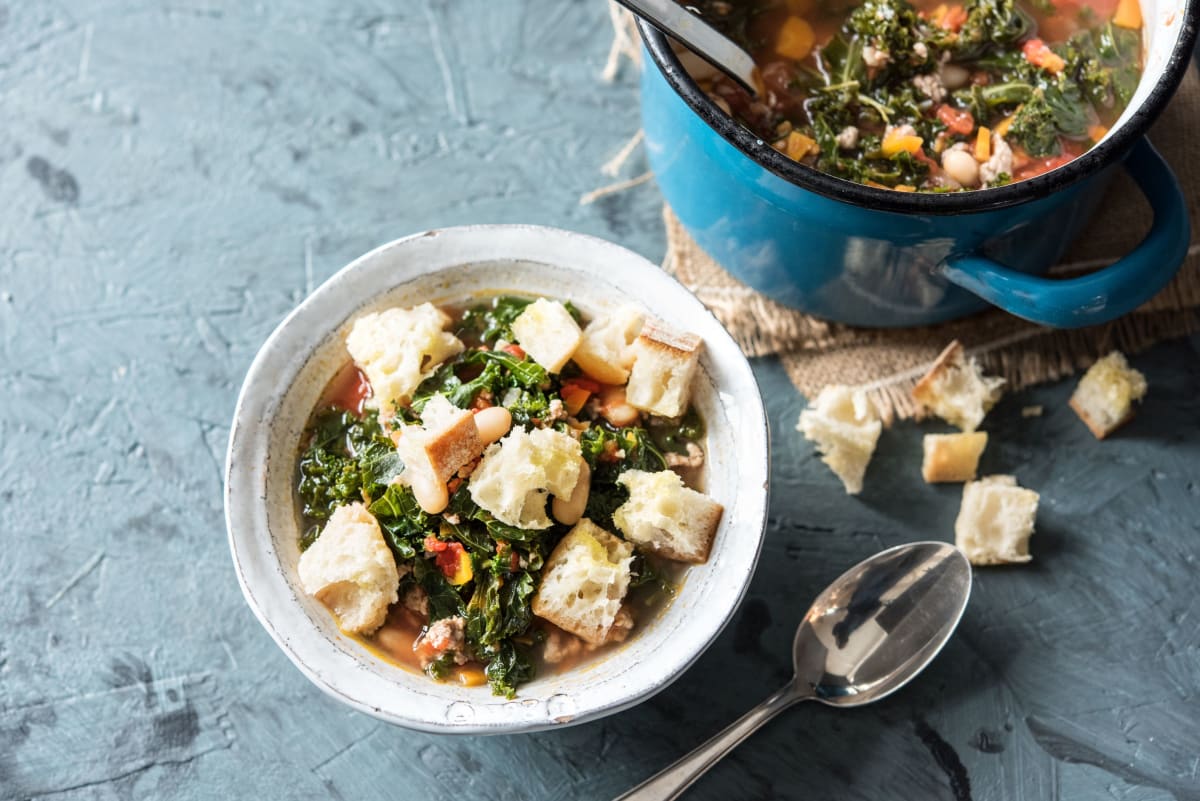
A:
[613,541,972,801]
[612,0,759,94]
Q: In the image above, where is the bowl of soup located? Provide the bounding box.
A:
[639,0,1196,327]
[224,224,769,733]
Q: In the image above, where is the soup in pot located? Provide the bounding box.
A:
[684,0,1144,191]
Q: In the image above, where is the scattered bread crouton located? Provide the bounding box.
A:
[955,475,1039,566]
[912,340,1005,431]
[611,469,723,563]
[1069,351,1147,439]
[298,503,400,634]
[346,303,464,414]
[468,427,582,529]
[625,319,703,418]
[532,519,633,645]
[394,394,482,485]
[572,304,645,384]
[1021,405,1044,418]
[796,385,882,495]
[510,298,583,374]
[922,432,988,483]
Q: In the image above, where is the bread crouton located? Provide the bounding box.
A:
[298,503,399,634]
[611,469,723,563]
[912,341,1005,432]
[346,303,464,414]
[954,475,1039,566]
[572,305,645,385]
[510,298,583,374]
[1069,351,1147,439]
[625,320,703,418]
[394,394,482,485]
[922,432,988,483]
[532,519,634,645]
[796,385,881,495]
[468,427,583,529]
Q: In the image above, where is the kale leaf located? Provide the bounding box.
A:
[369,484,432,561]
[412,556,467,622]
[483,640,536,700]
[298,408,395,522]
[459,296,534,344]
[650,407,706,455]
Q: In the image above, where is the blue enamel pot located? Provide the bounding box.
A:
[638,7,1198,328]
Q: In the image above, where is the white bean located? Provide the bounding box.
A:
[474,406,513,445]
[410,471,449,515]
[941,148,980,188]
[599,385,640,428]
[551,460,590,526]
[940,63,970,91]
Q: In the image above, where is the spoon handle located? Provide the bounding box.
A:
[612,682,806,801]
[610,0,758,94]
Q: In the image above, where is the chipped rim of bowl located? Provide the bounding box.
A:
[224,224,770,734]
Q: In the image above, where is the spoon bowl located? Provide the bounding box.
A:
[615,541,971,801]
[799,541,972,707]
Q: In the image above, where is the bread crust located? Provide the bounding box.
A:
[911,340,964,409]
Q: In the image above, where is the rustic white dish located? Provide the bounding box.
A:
[225,224,769,733]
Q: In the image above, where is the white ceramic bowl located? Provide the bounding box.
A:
[225,225,770,734]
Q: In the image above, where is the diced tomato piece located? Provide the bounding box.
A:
[1012,148,1080,181]
[431,541,472,585]
[502,343,526,359]
[328,367,371,415]
[1022,39,1066,74]
[936,104,975,136]
[423,535,448,554]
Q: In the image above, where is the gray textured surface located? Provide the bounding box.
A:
[1,2,1198,799]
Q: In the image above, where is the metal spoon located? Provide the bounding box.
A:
[612,0,759,94]
[614,541,972,801]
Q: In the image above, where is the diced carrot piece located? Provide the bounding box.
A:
[865,180,891,189]
[560,381,594,416]
[502,343,526,359]
[1022,39,1066,74]
[785,131,819,160]
[994,113,1017,137]
[776,17,816,61]
[455,667,488,687]
[1113,0,1142,28]
[975,126,992,161]
[940,4,969,31]
[882,129,924,157]
[1088,124,1109,142]
[893,185,917,192]
[936,104,975,136]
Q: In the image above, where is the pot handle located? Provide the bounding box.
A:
[939,138,1190,329]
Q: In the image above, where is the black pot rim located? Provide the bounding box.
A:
[639,5,1199,215]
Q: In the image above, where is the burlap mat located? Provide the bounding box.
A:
[662,69,1200,424]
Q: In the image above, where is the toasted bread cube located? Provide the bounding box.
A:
[510,298,583,374]
[796,385,881,495]
[1069,351,1147,439]
[912,341,1005,432]
[612,469,723,563]
[625,320,703,418]
[532,519,634,645]
[572,305,645,385]
[298,503,400,634]
[394,394,482,485]
[955,475,1039,566]
[346,304,464,414]
[468,427,582,529]
[922,432,988,483]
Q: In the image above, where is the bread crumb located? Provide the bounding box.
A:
[1068,351,1147,439]
[912,341,1005,431]
[797,385,881,495]
[954,475,1039,566]
[922,432,987,483]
